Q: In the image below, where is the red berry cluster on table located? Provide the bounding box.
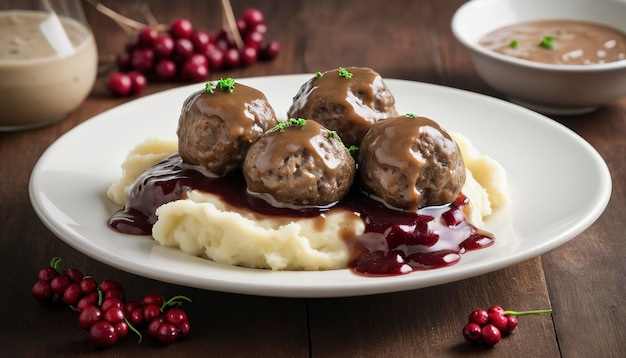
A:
[32,257,192,349]
[107,8,279,96]
[462,305,552,346]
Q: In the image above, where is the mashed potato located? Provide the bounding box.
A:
[108,135,509,271]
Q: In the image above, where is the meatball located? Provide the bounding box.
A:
[177,81,278,176]
[358,115,466,211]
[243,119,356,207]
[287,67,397,148]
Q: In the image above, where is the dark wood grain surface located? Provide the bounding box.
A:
[1,1,624,357]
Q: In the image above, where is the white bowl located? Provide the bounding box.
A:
[452,0,626,115]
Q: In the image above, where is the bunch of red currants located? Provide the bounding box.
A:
[462,305,552,346]
[107,8,279,96]
[32,257,192,349]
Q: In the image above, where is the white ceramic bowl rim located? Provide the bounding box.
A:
[451,0,626,73]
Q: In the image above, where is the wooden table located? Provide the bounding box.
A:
[2,1,624,356]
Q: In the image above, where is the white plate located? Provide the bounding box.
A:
[29,74,611,297]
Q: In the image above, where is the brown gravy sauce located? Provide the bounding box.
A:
[108,154,495,276]
[479,19,626,65]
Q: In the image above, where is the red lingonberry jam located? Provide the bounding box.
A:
[109,154,494,276]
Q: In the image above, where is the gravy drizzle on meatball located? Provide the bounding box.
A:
[287,67,397,147]
[243,118,356,208]
[359,115,466,211]
[177,79,278,176]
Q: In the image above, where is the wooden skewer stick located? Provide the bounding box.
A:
[219,0,244,50]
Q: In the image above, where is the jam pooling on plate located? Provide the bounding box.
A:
[109,154,494,276]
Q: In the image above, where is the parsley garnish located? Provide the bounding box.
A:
[327,130,339,139]
[406,113,416,118]
[539,36,555,50]
[338,67,353,79]
[348,145,359,154]
[274,118,307,132]
[315,71,324,78]
[205,78,236,94]
[508,39,519,48]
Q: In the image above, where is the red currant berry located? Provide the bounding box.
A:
[240,46,258,66]
[104,307,125,324]
[137,26,158,48]
[153,34,175,58]
[244,31,264,49]
[116,51,131,72]
[38,267,56,282]
[252,23,267,35]
[503,315,519,333]
[223,48,240,68]
[191,31,212,53]
[50,275,70,295]
[100,279,122,292]
[78,305,103,331]
[114,321,129,339]
[129,307,145,327]
[124,300,142,317]
[487,311,509,332]
[62,282,83,306]
[148,316,165,338]
[481,324,501,346]
[142,293,165,308]
[79,277,98,294]
[32,280,53,302]
[130,48,154,74]
[107,72,132,96]
[468,309,489,326]
[181,59,209,82]
[259,40,280,60]
[101,297,124,312]
[103,288,125,301]
[205,47,224,70]
[66,268,84,283]
[156,322,180,344]
[77,291,99,312]
[236,18,247,34]
[165,308,190,336]
[127,71,147,95]
[170,18,193,39]
[174,38,195,61]
[143,304,161,322]
[154,59,177,80]
[90,320,118,348]
[242,8,264,28]
[488,305,504,314]
[462,322,482,343]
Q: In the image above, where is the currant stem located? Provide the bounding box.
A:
[125,317,143,344]
[161,295,193,311]
[503,309,552,316]
[50,257,62,272]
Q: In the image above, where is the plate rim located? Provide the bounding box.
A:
[29,74,612,297]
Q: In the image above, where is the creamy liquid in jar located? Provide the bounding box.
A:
[0,10,98,129]
[479,19,626,65]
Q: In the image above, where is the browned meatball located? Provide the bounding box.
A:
[287,67,397,148]
[177,81,278,176]
[243,119,356,207]
[358,115,466,211]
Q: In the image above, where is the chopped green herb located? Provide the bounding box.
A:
[406,113,417,118]
[337,67,353,79]
[539,36,555,50]
[348,145,359,154]
[327,130,339,139]
[274,117,307,132]
[206,78,236,94]
[508,39,519,48]
[315,71,324,78]
[205,82,214,94]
